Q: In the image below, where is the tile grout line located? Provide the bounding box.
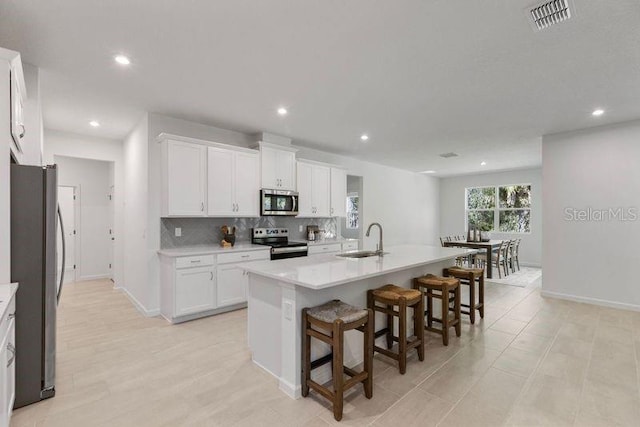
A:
[569,308,600,426]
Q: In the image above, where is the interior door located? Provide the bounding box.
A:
[108,184,114,280]
[57,186,76,284]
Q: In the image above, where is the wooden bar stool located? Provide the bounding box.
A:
[301,300,373,421]
[413,274,461,346]
[443,266,485,324]
[367,284,425,374]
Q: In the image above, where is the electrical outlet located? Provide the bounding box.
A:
[175,227,182,237]
[283,300,293,320]
[299,225,304,232]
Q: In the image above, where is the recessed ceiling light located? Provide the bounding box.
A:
[592,109,604,117]
[360,134,369,141]
[114,55,130,65]
[89,120,100,127]
[277,107,288,116]
[420,170,436,174]
[480,161,487,166]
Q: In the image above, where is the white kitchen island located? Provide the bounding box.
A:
[241,244,475,399]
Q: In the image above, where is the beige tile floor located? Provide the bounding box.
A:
[10,273,640,426]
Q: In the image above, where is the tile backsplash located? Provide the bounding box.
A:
[161,216,338,248]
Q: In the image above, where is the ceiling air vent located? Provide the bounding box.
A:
[529,0,572,31]
[439,152,459,159]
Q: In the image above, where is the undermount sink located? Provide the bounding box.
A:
[336,250,388,258]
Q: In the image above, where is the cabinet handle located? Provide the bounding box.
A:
[241,255,250,258]
[190,260,201,263]
[8,313,15,320]
[18,124,25,139]
[201,202,204,212]
[210,272,213,280]
[236,203,239,212]
[7,343,15,368]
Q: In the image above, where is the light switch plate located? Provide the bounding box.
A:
[299,225,304,232]
[283,300,293,320]
[175,227,182,237]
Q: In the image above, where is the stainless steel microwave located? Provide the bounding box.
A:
[261,189,299,216]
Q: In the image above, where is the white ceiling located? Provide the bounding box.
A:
[1,0,639,176]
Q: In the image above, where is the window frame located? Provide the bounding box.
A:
[465,183,532,234]
[345,192,359,230]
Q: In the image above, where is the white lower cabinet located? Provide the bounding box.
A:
[308,243,342,255]
[175,266,216,317]
[342,240,359,251]
[0,294,15,427]
[160,249,269,323]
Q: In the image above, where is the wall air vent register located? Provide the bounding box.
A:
[529,0,572,31]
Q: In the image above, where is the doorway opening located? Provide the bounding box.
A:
[342,175,364,243]
[54,155,115,284]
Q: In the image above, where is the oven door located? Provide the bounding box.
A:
[261,189,299,216]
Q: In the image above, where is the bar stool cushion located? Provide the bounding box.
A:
[307,300,368,324]
[372,284,422,303]
[446,266,484,276]
[415,274,458,287]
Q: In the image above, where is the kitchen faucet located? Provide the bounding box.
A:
[365,222,384,256]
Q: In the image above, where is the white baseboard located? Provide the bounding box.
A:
[520,262,541,268]
[541,290,640,312]
[79,274,110,281]
[114,285,161,317]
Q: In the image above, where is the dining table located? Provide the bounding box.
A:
[442,240,504,279]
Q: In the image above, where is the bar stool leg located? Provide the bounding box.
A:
[386,304,393,350]
[398,297,407,374]
[301,309,310,397]
[455,286,461,337]
[479,274,485,319]
[441,289,449,346]
[415,295,425,361]
[363,309,373,399]
[469,273,476,324]
[332,319,345,421]
[426,290,433,328]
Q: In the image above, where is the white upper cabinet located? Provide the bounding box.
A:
[258,143,297,190]
[162,139,207,217]
[1,47,27,163]
[296,161,331,217]
[207,146,260,217]
[330,168,347,217]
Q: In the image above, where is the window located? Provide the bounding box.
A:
[466,184,531,233]
[346,193,359,229]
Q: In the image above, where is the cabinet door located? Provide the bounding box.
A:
[234,152,260,217]
[0,325,8,427]
[10,69,25,154]
[6,318,14,418]
[175,266,215,316]
[330,168,347,217]
[296,162,314,217]
[166,141,207,216]
[217,263,248,307]
[207,147,235,216]
[260,145,279,189]
[312,165,331,217]
[277,150,297,190]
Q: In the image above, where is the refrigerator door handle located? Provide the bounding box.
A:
[57,205,65,305]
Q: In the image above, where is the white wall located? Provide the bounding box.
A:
[123,114,150,312]
[439,168,542,267]
[54,156,112,280]
[43,130,124,287]
[0,60,10,283]
[542,120,640,310]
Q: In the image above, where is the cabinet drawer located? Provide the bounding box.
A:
[175,255,215,269]
[342,241,358,251]
[217,250,270,264]
[308,244,342,255]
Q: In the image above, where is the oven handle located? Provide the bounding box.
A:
[271,246,308,254]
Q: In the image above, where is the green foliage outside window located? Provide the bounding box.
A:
[466,184,531,233]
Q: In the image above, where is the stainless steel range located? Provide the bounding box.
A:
[252,228,308,260]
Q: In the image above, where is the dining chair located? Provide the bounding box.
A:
[476,240,509,279]
[512,239,521,271]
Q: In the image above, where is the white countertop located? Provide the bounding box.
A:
[305,238,358,246]
[0,283,18,318]
[158,243,270,257]
[241,244,476,290]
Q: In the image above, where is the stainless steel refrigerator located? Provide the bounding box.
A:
[10,164,65,408]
